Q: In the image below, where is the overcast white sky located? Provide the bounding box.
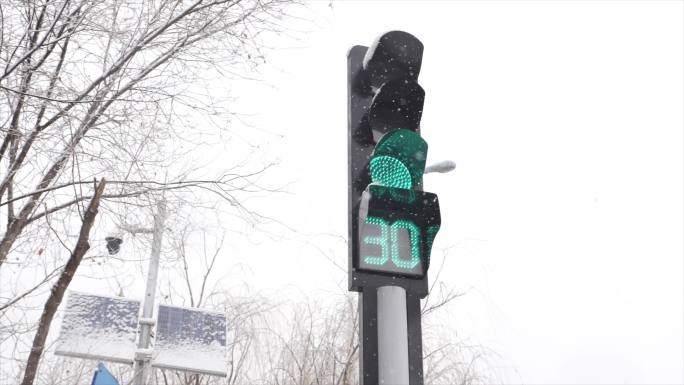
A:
[68,1,684,384]
[210,1,684,384]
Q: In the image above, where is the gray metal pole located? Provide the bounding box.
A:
[133,200,166,385]
[377,285,409,385]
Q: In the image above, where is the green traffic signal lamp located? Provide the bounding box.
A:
[369,129,427,190]
[362,129,436,278]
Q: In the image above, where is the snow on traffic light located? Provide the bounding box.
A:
[348,31,440,294]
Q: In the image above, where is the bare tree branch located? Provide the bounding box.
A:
[19,178,106,385]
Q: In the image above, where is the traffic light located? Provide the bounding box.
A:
[348,31,440,296]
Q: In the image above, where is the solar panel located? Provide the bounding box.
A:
[151,304,227,376]
[55,292,141,364]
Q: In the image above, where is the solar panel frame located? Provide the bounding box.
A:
[55,291,141,364]
[151,304,227,377]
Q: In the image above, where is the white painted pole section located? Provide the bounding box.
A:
[377,285,409,385]
[133,200,166,385]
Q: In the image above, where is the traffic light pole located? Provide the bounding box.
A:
[348,31,435,385]
[359,286,424,385]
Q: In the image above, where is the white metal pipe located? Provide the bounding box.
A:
[377,285,409,385]
[133,199,166,385]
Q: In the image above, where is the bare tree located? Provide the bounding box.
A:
[21,178,105,385]
[137,225,278,385]
[256,245,497,385]
[0,0,296,383]
[0,0,294,267]
[260,295,359,385]
[257,289,495,385]
[421,249,500,385]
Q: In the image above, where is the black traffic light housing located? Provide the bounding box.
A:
[348,31,440,298]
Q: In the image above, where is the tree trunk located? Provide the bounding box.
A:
[20,179,107,385]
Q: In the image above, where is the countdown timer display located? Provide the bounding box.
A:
[357,185,440,277]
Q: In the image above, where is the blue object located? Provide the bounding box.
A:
[91,363,120,385]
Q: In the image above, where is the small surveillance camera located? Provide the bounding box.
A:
[105,236,123,255]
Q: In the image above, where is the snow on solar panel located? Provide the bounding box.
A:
[151,304,227,376]
[55,292,141,364]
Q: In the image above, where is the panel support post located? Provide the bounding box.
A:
[133,199,166,385]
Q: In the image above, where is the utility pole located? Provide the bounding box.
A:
[133,199,166,385]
